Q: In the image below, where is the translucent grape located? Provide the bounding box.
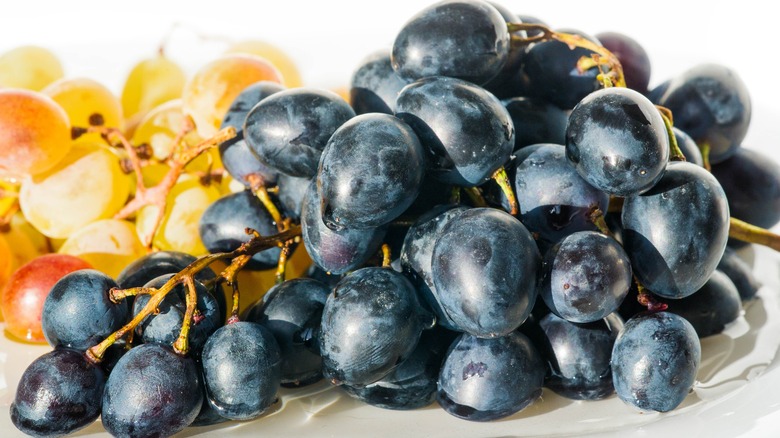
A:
[0,45,64,91]
[182,54,283,138]
[58,219,146,278]
[135,173,220,255]
[42,77,124,137]
[19,142,130,239]
[225,40,302,88]
[0,212,50,277]
[121,54,186,124]
[0,89,71,177]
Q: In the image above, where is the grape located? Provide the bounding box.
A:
[301,180,386,275]
[42,77,124,136]
[276,173,311,222]
[42,269,128,350]
[182,54,283,138]
[19,142,131,239]
[0,88,71,177]
[58,219,146,278]
[595,31,652,94]
[219,81,284,187]
[226,40,303,88]
[537,313,617,400]
[199,190,283,270]
[513,143,609,251]
[0,45,63,91]
[350,49,411,115]
[503,97,567,151]
[611,311,700,412]
[437,331,544,421]
[540,231,631,323]
[395,76,514,186]
[201,321,281,420]
[135,173,221,255]
[342,326,457,410]
[317,113,425,230]
[479,3,525,99]
[711,147,780,231]
[654,63,751,163]
[391,0,509,85]
[431,208,540,337]
[102,343,202,437]
[1,254,91,343]
[667,270,742,338]
[244,278,330,387]
[521,32,603,109]
[117,250,216,289]
[565,86,669,196]
[673,127,704,167]
[244,87,355,178]
[11,348,105,436]
[400,204,467,330]
[0,212,51,291]
[717,247,761,300]
[121,54,186,123]
[319,267,431,386]
[622,162,730,299]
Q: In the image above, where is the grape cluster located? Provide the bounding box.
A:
[1,0,777,437]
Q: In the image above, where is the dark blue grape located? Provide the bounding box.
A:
[667,270,742,338]
[342,326,458,410]
[595,32,652,94]
[41,269,128,351]
[431,208,540,337]
[319,267,431,386]
[301,180,386,275]
[244,88,355,178]
[201,321,282,420]
[503,97,567,151]
[717,247,761,300]
[244,278,330,387]
[391,0,509,85]
[654,63,751,163]
[538,313,616,400]
[199,190,282,270]
[219,81,285,187]
[611,311,700,412]
[711,147,780,231]
[540,231,631,323]
[622,162,729,298]
[317,113,425,230]
[437,331,544,421]
[276,173,311,222]
[102,343,202,437]
[673,127,704,166]
[481,3,525,99]
[647,79,670,103]
[395,76,514,187]
[303,264,343,288]
[400,204,468,330]
[350,49,411,114]
[513,143,609,251]
[133,274,222,354]
[11,348,105,437]
[565,87,669,196]
[521,34,602,109]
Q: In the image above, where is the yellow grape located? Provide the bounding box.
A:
[135,174,220,255]
[121,54,186,126]
[225,40,303,88]
[0,235,12,303]
[0,45,64,91]
[58,219,146,278]
[19,142,130,239]
[131,99,220,173]
[0,89,71,177]
[42,77,124,138]
[0,212,51,271]
[182,54,283,138]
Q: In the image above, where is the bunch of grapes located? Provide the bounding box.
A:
[1,1,776,437]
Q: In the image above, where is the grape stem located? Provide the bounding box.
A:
[634,278,668,312]
[462,187,488,208]
[507,23,626,88]
[587,206,613,236]
[85,224,302,362]
[381,243,391,268]
[729,218,780,251]
[82,123,237,250]
[492,166,518,215]
[656,106,686,162]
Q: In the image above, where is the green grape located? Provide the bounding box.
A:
[121,54,186,127]
[0,45,64,91]
[58,218,146,278]
[42,77,124,142]
[19,142,131,239]
[225,40,302,88]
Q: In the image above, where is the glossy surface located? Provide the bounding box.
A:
[667,270,742,338]
[503,97,567,151]
[350,49,410,115]
[595,31,652,94]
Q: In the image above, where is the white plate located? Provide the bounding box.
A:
[1,245,779,438]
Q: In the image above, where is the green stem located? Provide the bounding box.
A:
[492,166,518,215]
